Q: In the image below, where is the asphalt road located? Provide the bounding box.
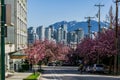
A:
[41,66,120,80]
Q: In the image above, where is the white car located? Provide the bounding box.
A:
[93,64,104,73]
[86,66,93,73]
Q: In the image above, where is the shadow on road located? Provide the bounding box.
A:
[41,66,120,80]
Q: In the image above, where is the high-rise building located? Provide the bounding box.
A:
[27,27,36,44]
[49,25,54,40]
[68,28,84,49]
[4,0,27,71]
[36,26,45,41]
[75,28,84,43]
[57,27,62,42]
[5,0,27,50]
[45,25,55,41]
[61,24,67,44]
[70,31,77,43]
[56,24,67,44]
[45,27,51,40]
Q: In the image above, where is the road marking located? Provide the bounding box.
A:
[53,67,63,80]
[50,68,57,80]
[49,67,63,80]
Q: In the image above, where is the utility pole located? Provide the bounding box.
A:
[109,6,113,29]
[95,3,104,33]
[95,4,104,64]
[1,0,5,80]
[85,17,94,38]
[114,0,120,75]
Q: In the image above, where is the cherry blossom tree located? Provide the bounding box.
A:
[44,40,57,61]
[76,29,120,64]
[56,43,70,61]
[44,41,70,62]
[97,29,116,56]
[25,39,71,67]
[24,40,45,65]
[24,40,46,74]
[76,38,97,64]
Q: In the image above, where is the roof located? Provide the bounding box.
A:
[10,52,26,56]
[10,51,26,59]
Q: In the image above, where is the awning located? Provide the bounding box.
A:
[10,51,27,59]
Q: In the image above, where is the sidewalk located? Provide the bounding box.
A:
[5,72,32,80]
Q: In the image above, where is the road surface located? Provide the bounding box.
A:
[41,66,120,80]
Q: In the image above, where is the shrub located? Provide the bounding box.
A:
[22,63,29,71]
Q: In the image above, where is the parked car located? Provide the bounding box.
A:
[62,62,72,66]
[86,65,93,73]
[47,62,56,66]
[93,64,104,73]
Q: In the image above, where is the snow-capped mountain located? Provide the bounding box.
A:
[51,20,108,34]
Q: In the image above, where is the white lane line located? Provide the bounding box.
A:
[57,68,64,80]
[53,67,63,80]
[50,68,57,80]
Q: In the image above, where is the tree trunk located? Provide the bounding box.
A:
[39,64,41,70]
[109,56,113,74]
[114,55,117,74]
[34,69,36,75]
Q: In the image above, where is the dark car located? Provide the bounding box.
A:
[47,62,56,66]
[62,62,72,66]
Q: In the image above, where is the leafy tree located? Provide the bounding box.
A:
[24,40,45,65]
[44,41,70,62]
[76,29,120,64]
[98,29,117,57]
[25,39,71,67]
[76,38,97,63]
[56,43,70,61]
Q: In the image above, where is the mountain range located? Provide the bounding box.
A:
[51,20,109,34]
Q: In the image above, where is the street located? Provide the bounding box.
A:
[41,66,120,80]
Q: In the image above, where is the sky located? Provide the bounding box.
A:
[27,0,115,28]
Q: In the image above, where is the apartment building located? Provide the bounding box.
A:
[28,27,36,44]
[5,0,27,50]
[36,26,45,41]
[4,0,27,71]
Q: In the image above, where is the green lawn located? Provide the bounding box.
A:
[23,73,40,80]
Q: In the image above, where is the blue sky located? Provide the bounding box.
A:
[27,0,115,28]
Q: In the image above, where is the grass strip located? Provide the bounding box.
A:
[23,73,40,80]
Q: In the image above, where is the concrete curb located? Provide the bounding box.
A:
[37,73,41,80]
[5,72,14,78]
